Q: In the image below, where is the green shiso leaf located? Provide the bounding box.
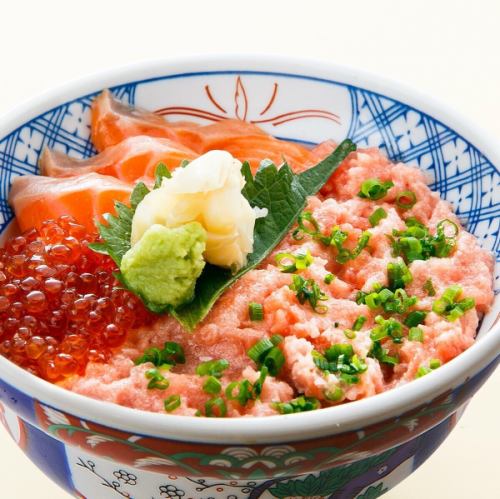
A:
[90,140,356,330]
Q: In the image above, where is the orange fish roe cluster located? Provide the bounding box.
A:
[0,215,154,381]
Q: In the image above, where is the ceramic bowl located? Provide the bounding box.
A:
[0,55,498,499]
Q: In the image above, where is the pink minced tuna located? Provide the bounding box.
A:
[63,148,494,416]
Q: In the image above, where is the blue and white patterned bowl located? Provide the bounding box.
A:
[0,56,498,499]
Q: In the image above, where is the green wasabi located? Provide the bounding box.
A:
[121,222,206,311]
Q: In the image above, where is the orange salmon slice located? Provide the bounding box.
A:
[40,136,197,184]
[91,91,330,173]
[91,90,199,152]
[9,173,132,232]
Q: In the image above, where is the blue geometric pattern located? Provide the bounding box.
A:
[0,72,498,290]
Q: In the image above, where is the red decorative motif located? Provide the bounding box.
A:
[33,387,465,480]
[154,76,341,127]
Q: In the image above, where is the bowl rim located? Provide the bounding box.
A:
[0,54,498,445]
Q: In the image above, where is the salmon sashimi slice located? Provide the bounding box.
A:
[9,173,132,232]
[91,90,199,152]
[91,90,323,171]
[40,136,198,184]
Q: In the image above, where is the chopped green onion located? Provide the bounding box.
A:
[294,211,321,240]
[270,334,284,345]
[135,341,185,367]
[423,278,436,296]
[370,316,404,343]
[365,292,381,310]
[205,397,227,417]
[247,338,284,375]
[369,341,399,365]
[432,286,475,321]
[225,379,255,406]
[248,302,264,321]
[289,275,329,313]
[276,250,313,273]
[325,343,354,361]
[416,358,442,378]
[252,365,268,397]
[369,207,388,227]
[313,344,367,383]
[408,326,424,342]
[262,347,285,376]
[145,369,170,390]
[203,376,222,395]
[387,261,413,290]
[430,358,441,369]
[437,219,458,238]
[195,359,229,378]
[164,395,181,412]
[179,159,190,168]
[293,213,370,262]
[247,338,274,363]
[352,316,367,331]
[325,386,344,402]
[396,190,417,209]
[391,218,458,263]
[416,366,432,378]
[273,396,320,414]
[153,161,171,189]
[324,273,335,284]
[358,178,394,200]
[404,310,427,327]
[343,329,356,339]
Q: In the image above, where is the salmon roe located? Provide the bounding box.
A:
[0,215,154,381]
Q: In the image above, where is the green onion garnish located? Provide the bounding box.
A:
[396,190,417,209]
[292,213,370,263]
[358,178,394,200]
[423,278,436,296]
[275,250,313,273]
[225,379,255,406]
[432,285,475,321]
[248,302,264,321]
[145,369,170,390]
[313,344,367,383]
[369,341,399,365]
[391,218,458,263]
[344,329,356,339]
[203,376,222,395]
[164,395,181,412]
[262,347,285,376]
[273,396,320,414]
[408,326,424,342]
[387,261,413,290]
[247,338,285,376]
[289,274,329,313]
[247,338,274,363]
[195,359,229,378]
[135,341,185,367]
[404,310,427,327]
[352,315,367,331]
[416,366,432,378]
[252,365,268,397]
[416,359,441,378]
[293,211,321,240]
[370,316,404,343]
[369,207,388,227]
[205,397,227,417]
[429,358,441,369]
[324,273,335,284]
[325,386,344,402]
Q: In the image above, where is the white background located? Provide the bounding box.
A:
[0,0,498,498]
